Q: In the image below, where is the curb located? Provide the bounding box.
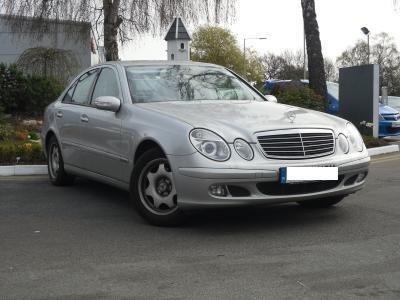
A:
[367,145,400,156]
[1,145,399,177]
[0,165,48,176]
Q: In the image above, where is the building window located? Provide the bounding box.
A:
[180,43,185,50]
[171,54,175,60]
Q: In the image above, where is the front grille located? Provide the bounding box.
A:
[382,114,400,121]
[387,127,400,134]
[257,175,344,196]
[256,129,335,159]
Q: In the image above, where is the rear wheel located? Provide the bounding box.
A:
[130,149,183,226]
[47,136,75,186]
[297,195,346,208]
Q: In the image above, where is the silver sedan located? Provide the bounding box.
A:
[41,61,370,225]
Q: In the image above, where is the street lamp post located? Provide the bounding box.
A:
[361,27,370,64]
[243,37,267,78]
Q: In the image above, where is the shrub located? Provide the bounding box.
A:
[28,131,40,140]
[362,135,388,148]
[14,130,28,141]
[0,63,63,117]
[0,64,26,115]
[267,83,324,112]
[0,105,5,123]
[0,123,14,142]
[0,142,45,165]
[23,75,63,116]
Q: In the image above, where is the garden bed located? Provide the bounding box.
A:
[0,116,46,165]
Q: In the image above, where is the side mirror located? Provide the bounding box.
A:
[264,95,278,103]
[93,96,121,112]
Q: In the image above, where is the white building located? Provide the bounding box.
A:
[164,17,191,61]
[0,15,103,70]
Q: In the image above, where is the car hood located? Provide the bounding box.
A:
[136,100,346,142]
[379,104,399,115]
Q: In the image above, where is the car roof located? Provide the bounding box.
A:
[95,60,223,68]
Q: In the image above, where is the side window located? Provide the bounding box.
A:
[71,70,98,105]
[92,68,121,101]
[62,83,76,103]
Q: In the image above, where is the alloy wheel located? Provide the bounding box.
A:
[138,158,178,215]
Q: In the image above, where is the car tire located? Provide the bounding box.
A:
[130,148,184,226]
[297,195,346,208]
[47,136,75,186]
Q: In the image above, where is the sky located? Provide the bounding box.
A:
[120,0,400,62]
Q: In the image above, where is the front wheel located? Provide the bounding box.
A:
[297,195,346,208]
[130,149,184,226]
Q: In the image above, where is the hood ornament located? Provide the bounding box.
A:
[286,110,296,123]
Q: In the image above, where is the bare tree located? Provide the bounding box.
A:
[394,0,400,12]
[16,47,79,84]
[337,33,400,95]
[261,50,305,80]
[324,58,338,82]
[261,53,286,80]
[1,0,236,61]
[301,0,328,110]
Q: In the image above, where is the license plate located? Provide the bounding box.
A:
[279,167,338,184]
[391,123,400,128]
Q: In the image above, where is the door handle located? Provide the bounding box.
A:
[56,111,63,118]
[80,114,89,123]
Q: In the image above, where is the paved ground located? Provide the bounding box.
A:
[385,136,400,147]
[1,154,400,299]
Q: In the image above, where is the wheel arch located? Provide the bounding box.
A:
[134,139,166,165]
[44,130,57,157]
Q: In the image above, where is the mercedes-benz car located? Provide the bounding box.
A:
[41,61,370,225]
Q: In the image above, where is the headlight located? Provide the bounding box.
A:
[189,129,231,161]
[346,122,364,152]
[379,114,385,121]
[234,139,254,160]
[338,133,349,154]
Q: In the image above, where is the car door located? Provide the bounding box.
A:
[78,66,125,181]
[55,69,99,168]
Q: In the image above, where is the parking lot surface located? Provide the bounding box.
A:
[1,154,400,299]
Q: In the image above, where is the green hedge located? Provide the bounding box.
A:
[0,63,64,117]
[0,142,45,165]
[266,83,324,112]
[362,135,388,148]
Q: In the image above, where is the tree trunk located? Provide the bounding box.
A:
[103,0,122,61]
[301,0,328,111]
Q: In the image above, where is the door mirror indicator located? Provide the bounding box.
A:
[93,96,121,112]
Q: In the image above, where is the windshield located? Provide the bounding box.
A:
[125,65,263,103]
[326,82,339,100]
[388,96,400,112]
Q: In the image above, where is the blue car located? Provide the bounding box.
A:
[264,80,400,137]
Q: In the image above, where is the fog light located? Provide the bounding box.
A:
[356,172,368,182]
[209,184,228,197]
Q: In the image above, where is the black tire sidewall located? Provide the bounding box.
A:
[47,136,74,186]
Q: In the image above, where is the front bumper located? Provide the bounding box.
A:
[379,120,400,137]
[169,153,370,209]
